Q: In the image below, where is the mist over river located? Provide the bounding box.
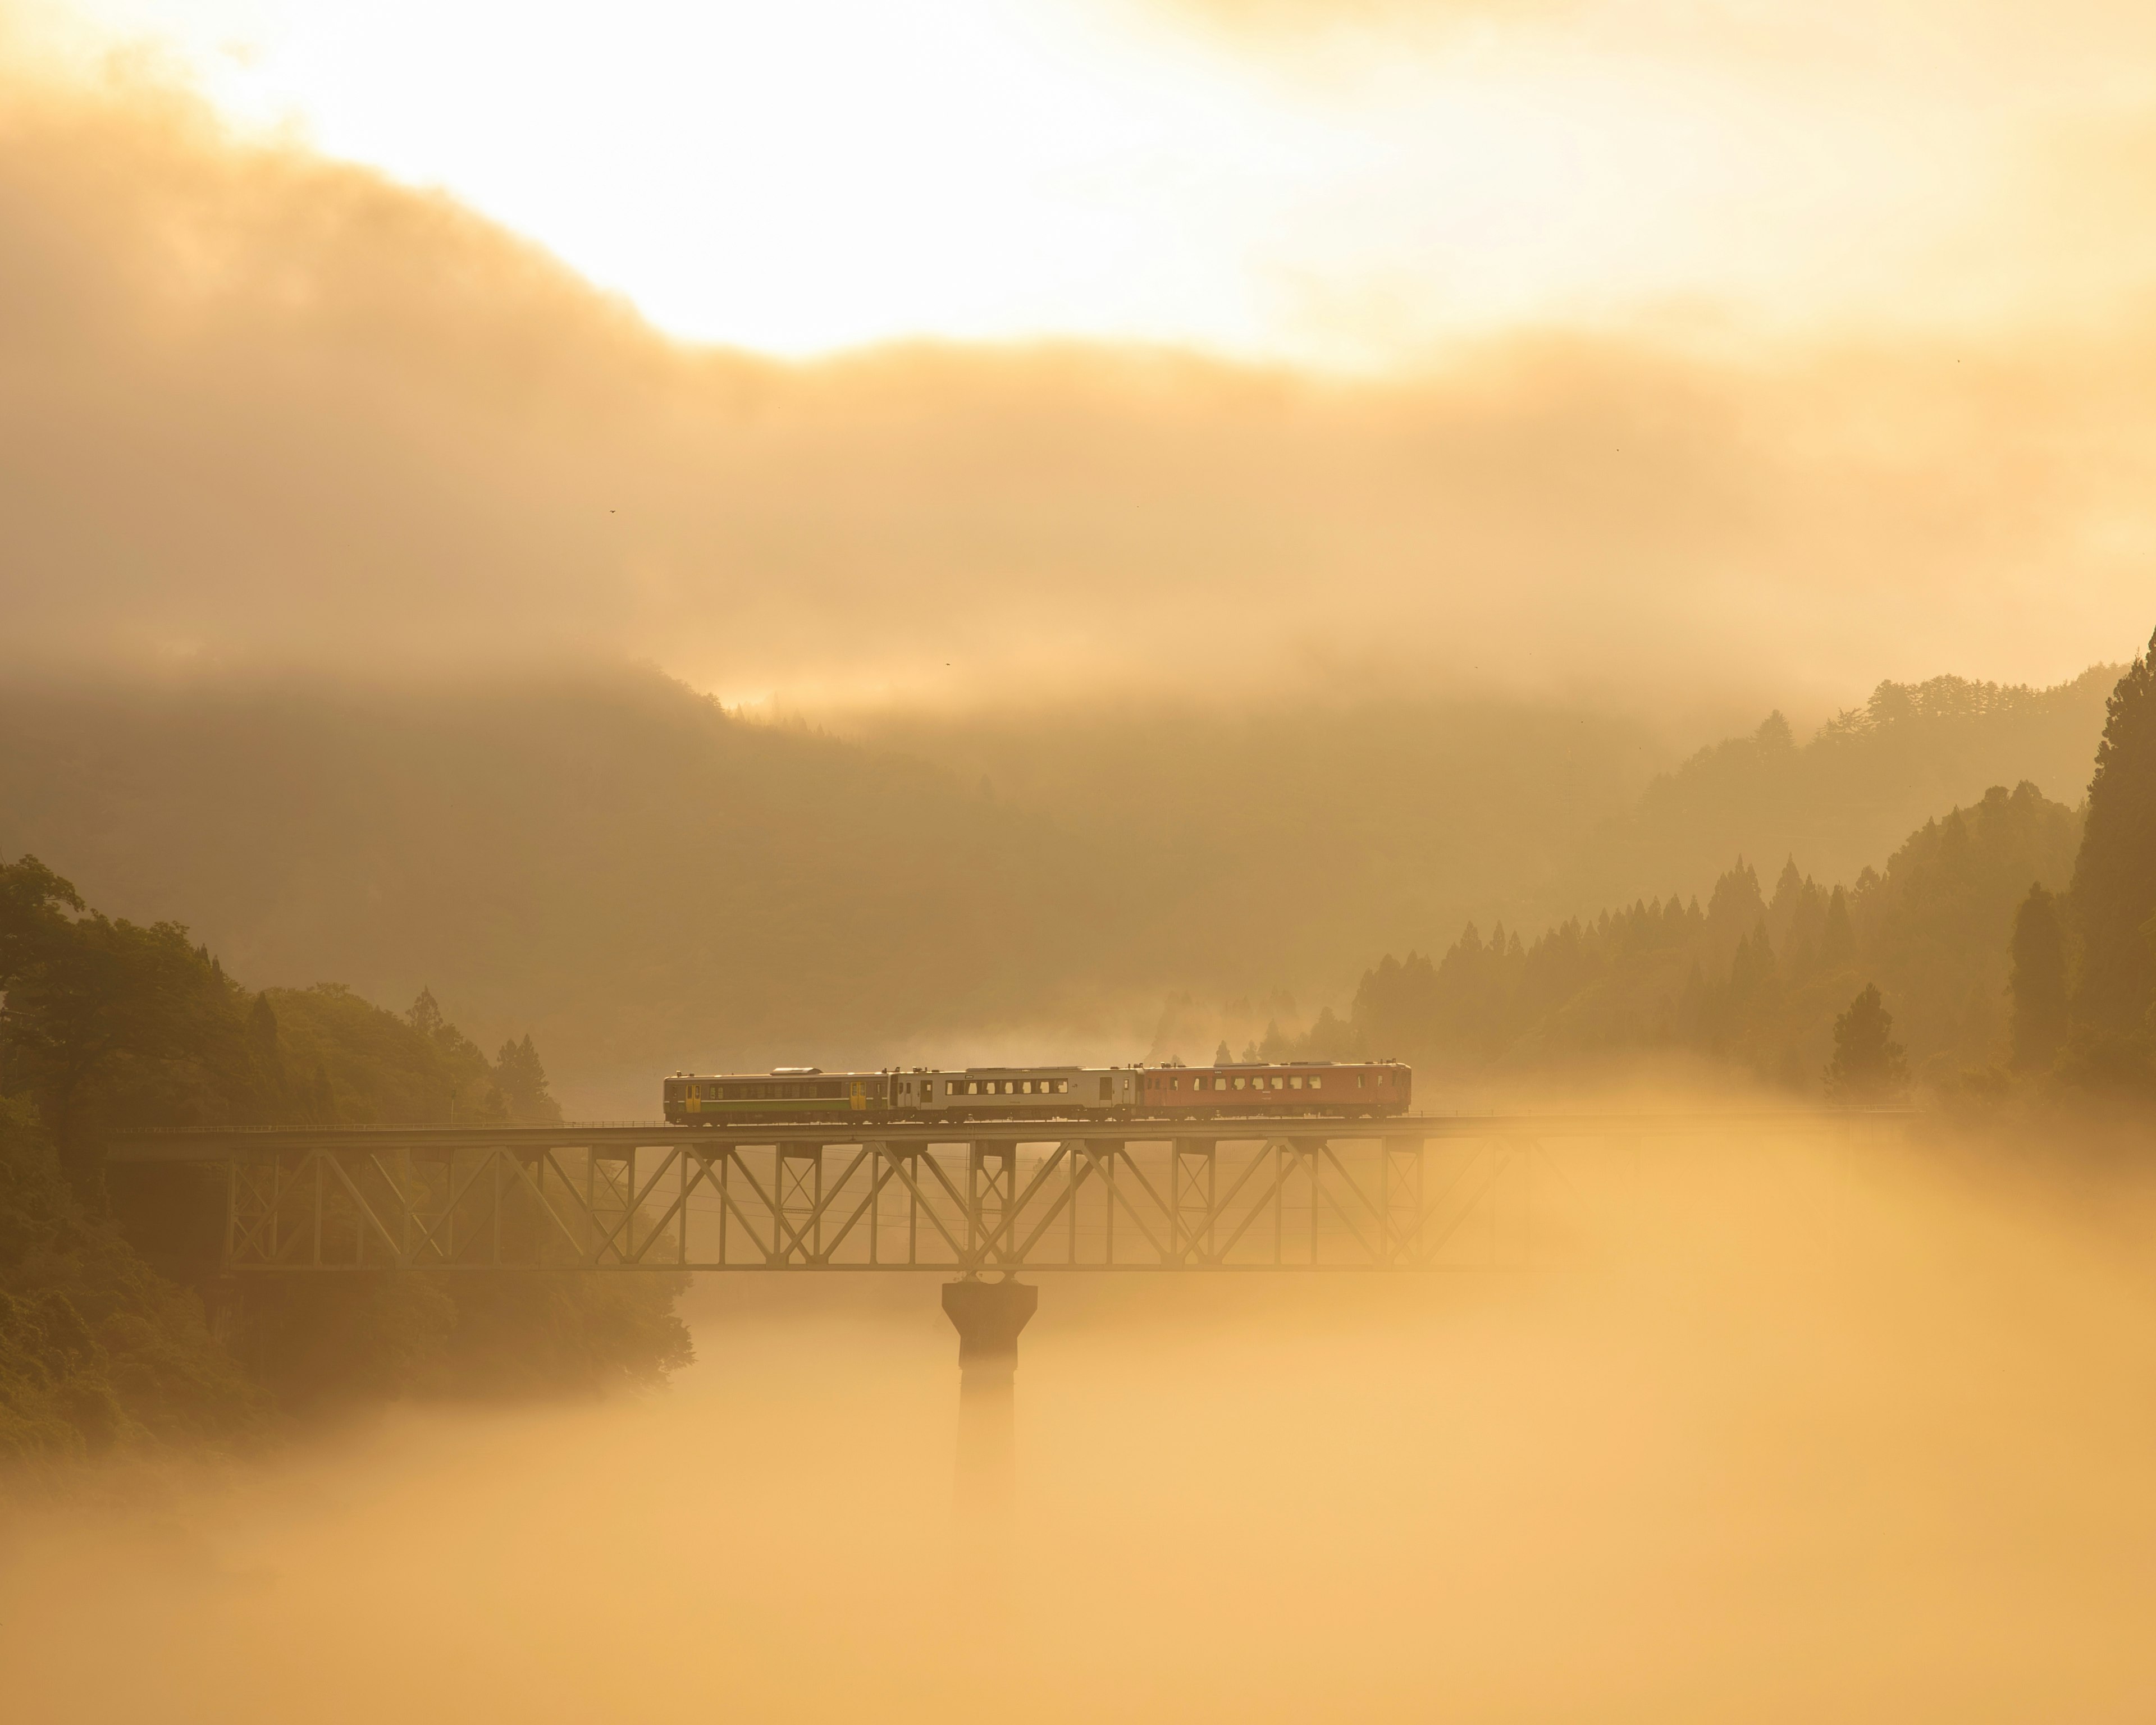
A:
[6,1134,2153,1724]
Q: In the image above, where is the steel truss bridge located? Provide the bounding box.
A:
[105,1113,1884,1277]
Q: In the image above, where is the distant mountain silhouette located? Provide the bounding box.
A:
[0,662,2116,1111]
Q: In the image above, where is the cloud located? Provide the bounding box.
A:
[1,51,2153,716]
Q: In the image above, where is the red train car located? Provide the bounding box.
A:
[1138,1060,1411,1119]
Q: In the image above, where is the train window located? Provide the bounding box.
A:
[1232,1076,1246,1090]
[1289,1076,1302,1089]
[1097,1077,1113,1101]
[1358,1073,1368,1087]
[1055,1079,1069,1093]
[1309,1076,1322,1090]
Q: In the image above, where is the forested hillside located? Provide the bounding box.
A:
[0,667,1118,1106]
[1,854,687,1463]
[1294,633,2156,1101]
[0,662,2117,1110]
[1303,781,2079,1092]
[1556,670,2115,912]
[861,672,2116,950]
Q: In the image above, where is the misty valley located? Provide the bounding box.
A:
[8,6,2156,1717]
[6,643,2156,1720]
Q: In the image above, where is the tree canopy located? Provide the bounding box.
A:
[0,854,684,1464]
[2070,626,2156,1036]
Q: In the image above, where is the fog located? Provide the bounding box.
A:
[2,45,2154,715]
[6,0,2155,1709]
[11,1125,2154,1722]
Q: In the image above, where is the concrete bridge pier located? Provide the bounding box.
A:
[942,1277,1038,1523]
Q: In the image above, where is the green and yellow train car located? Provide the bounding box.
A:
[663,1067,888,1124]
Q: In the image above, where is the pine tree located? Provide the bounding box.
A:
[491,1032,560,1123]
[1825,983,1908,1103]
[1819,886,1857,973]
[1212,1040,1232,1066]
[2069,626,2156,1036]
[245,991,287,1111]
[407,987,445,1040]
[2008,882,2068,1070]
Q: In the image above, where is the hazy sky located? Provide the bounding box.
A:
[22,0,2156,363]
[4,0,2155,709]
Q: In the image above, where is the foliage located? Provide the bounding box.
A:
[0,661,2116,1107]
[2008,885,2068,1070]
[1545,670,2112,916]
[1318,781,2081,1093]
[0,853,688,1463]
[492,1033,561,1124]
[2070,626,2156,1037]
[1824,985,1908,1103]
[0,1095,264,1463]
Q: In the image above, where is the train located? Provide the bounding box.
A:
[661,1060,1412,1127]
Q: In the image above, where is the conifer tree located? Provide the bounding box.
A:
[1825,983,1908,1103]
[407,987,445,1040]
[491,1032,559,1123]
[2008,883,2068,1070]
[246,992,287,1110]
[1819,886,1857,972]
[2069,626,2156,1036]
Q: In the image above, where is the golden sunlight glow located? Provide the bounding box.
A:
[28,0,2156,363]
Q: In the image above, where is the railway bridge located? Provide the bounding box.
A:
[107,1112,1897,1502]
